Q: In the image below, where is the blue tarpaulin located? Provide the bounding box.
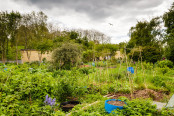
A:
[92,62,95,67]
[4,68,7,71]
[127,67,134,74]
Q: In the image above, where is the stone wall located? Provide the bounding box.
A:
[21,50,123,63]
[21,50,52,63]
[115,51,123,59]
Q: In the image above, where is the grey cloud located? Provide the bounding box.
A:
[14,0,164,20]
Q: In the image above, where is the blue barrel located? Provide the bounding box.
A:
[127,67,134,74]
[105,99,126,113]
[4,68,7,71]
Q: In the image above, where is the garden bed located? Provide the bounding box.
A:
[107,100,126,106]
[60,101,80,112]
[109,89,167,101]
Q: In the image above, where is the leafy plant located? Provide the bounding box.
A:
[113,99,157,116]
[157,60,173,68]
[151,76,166,87]
[52,42,82,70]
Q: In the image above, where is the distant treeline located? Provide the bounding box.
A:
[0,2,174,64]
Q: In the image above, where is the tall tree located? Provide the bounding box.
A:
[128,17,162,48]
[0,11,9,64]
[7,11,21,64]
[30,11,50,63]
[163,2,174,62]
[20,13,33,62]
[127,17,163,62]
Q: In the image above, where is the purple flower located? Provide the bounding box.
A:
[46,95,48,100]
[48,97,52,104]
[44,95,56,106]
[50,98,56,106]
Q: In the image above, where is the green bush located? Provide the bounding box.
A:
[113,99,157,116]
[52,43,82,70]
[160,108,174,116]
[157,60,173,68]
[160,67,169,75]
[78,67,93,75]
[56,80,73,102]
[151,76,166,87]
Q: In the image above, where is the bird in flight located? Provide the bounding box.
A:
[108,23,113,26]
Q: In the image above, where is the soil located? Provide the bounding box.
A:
[62,104,75,108]
[107,100,126,106]
[66,97,78,101]
[109,89,167,101]
[97,66,117,69]
[79,65,91,68]
[60,101,80,112]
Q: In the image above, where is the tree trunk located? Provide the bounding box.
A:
[6,38,8,61]
[24,30,31,62]
[26,51,31,62]
[1,43,6,64]
[16,42,18,65]
[38,51,42,63]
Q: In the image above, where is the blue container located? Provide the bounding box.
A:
[105,99,126,113]
[127,67,134,74]
[92,62,95,67]
[4,68,8,71]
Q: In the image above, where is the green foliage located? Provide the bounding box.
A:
[0,61,174,115]
[163,2,174,34]
[36,39,53,54]
[128,17,161,48]
[163,2,174,63]
[56,80,73,102]
[82,50,94,63]
[95,44,118,58]
[71,98,161,116]
[142,46,162,63]
[52,43,82,69]
[0,11,21,63]
[160,67,169,75]
[127,16,163,63]
[78,67,94,75]
[164,40,174,63]
[157,60,173,68]
[96,61,107,67]
[113,99,157,116]
[128,46,162,63]
[70,31,79,40]
[151,76,166,87]
[160,108,174,116]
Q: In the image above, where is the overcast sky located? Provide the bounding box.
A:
[0,0,173,43]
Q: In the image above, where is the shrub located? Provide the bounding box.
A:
[82,50,94,63]
[55,80,73,102]
[78,67,92,75]
[151,76,166,87]
[160,108,174,116]
[157,60,173,68]
[128,46,162,63]
[113,99,157,116]
[160,67,169,75]
[52,43,82,70]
